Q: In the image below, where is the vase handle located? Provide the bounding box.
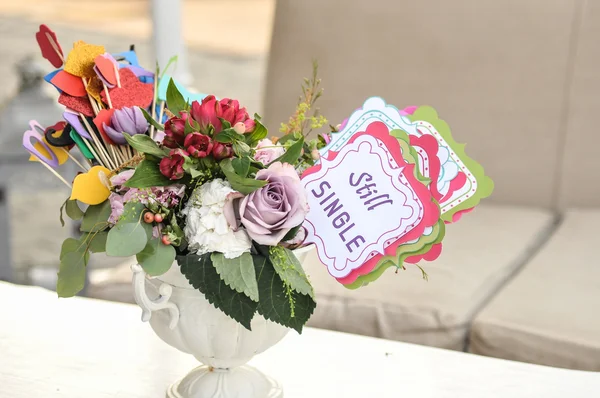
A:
[131,264,180,330]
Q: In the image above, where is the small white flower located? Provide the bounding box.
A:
[182,179,252,259]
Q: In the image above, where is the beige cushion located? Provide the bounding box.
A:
[304,204,554,350]
[265,0,577,209]
[559,2,600,207]
[470,210,600,370]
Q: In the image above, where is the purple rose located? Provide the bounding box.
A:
[103,106,148,145]
[254,138,285,165]
[225,162,308,245]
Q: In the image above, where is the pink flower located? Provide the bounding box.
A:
[108,193,125,225]
[184,133,213,158]
[254,138,285,165]
[190,95,255,134]
[212,142,234,161]
[152,185,186,207]
[163,111,190,148]
[110,169,135,191]
[159,149,188,180]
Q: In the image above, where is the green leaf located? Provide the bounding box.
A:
[281,225,301,242]
[166,78,187,116]
[214,129,239,143]
[57,238,89,298]
[233,141,251,157]
[218,117,232,130]
[231,157,250,178]
[158,55,179,79]
[106,202,151,257]
[65,199,84,220]
[140,107,164,131]
[124,159,172,188]
[106,222,150,257]
[220,158,267,195]
[83,231,108,253]
[178,253,258,330]
[245,118,268,147]
[136,238,176,276]
[273,137,304,165]
[123,134,167,158]
[269,247,314,299]
[253,254,316,333]
[80,200,111,233]
[211,252,259,302]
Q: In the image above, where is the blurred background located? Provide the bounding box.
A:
[1,0,599,372]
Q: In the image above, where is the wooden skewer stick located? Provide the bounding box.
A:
[45,32,65,64]
[81,78,100,116]
[79,114,117,170]
[82,139,104,168]
[114,63,121,88]
[103,84,113,109]
[38,159,72,189]
[60,148,89,171]
[149,72,159,140]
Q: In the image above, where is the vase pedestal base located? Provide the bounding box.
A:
[167,365,283,398]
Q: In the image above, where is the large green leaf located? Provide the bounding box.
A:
[211,252,259,302]
[80,200,111,233]
[106,202,151,257]
[253,254,316,333]
[57,238,89,298]
[166,78,187,116]
[269,247,314,299]
[231,157,250,178]
[220,158,267,194]
[123,133,168,158]
[178,253,258,330]
[124,159,172,188]
[83,231,108,253]
[245,117,268,147]
[272,137,304,165]
[213,129,239,143]
[65,199,84,220]
[137,238,176,276]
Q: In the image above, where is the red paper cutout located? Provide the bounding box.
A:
[445,207,474,224]
[93,109,116,145]
[409,134,442,201]
[405,243,443,264]
[94,54,118,86]
[58,92,94,117]
[439,171,467,203]
[35,24,64,68]
[101,68,153,109]
[50,70,86,97]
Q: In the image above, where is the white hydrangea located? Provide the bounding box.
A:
[182,179,251,259]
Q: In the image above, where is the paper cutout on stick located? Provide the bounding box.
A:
[70,166,111,205]
[102,68,153,109]
[35,24,64,68]
[50,70,86,97]
[302,122,438,282]
[23,120,61,168]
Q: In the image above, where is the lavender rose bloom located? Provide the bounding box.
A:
[103,106,148,145]
[254,138,285,165]
[225,162,308,246]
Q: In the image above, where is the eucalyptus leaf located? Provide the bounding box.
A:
[178,253,258,330]
[65,199,84,220]
[80,200,111,233]
[140,107,164,131]
[59,200,66,227]
[211,252,259,302]
[220,158,267,195]
[123,133,167,158]
[124,159,172,188]
[57,237,89,298]
[166,78,187,116]
[106,222,150,257]
[84,231,108,253]
[137,238,176,276]
[253,254,316,333]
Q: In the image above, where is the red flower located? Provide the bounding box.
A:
[159,149,188,180]
[184,133,213,158]
[163,111,190,148]
[190,95,255,134]
[212,142,234,161]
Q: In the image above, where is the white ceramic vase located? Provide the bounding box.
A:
[131,245,314,398]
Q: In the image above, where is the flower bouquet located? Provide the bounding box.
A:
[24,24,493,397]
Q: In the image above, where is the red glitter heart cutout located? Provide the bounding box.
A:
[101,68,153,110]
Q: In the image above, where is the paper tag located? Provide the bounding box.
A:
[302,122,436,279]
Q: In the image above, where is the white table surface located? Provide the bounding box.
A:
[1,281,599,398]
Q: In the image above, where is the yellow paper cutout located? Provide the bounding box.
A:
[28,136,69,165]
[70,166,111,205]
[64,41,106,78]
[86,75,104,105]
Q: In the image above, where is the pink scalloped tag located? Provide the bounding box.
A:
[301,122,437,281]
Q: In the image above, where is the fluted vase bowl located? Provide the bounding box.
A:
[131,245,314,398]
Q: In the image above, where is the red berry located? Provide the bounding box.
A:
[161,235,171,245]
[143,212,155,223]
[154,213,164,223]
